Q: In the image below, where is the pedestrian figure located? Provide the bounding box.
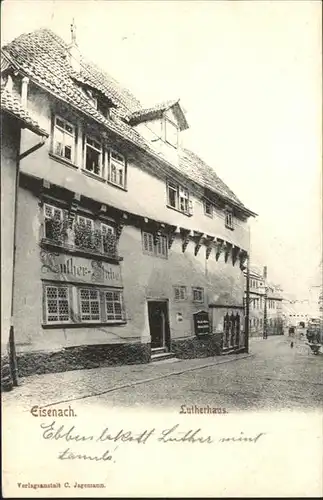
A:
[290,341,294,348]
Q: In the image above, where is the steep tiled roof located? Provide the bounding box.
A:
[179,148,244,208]
[1,87,48,136]
[128,100,177,122]
[128,99,189,131]
[2,28,146,148]
[3,28,254,215]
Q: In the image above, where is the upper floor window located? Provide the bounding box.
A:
[142,231,168,258]
[101,223,115,254]
[84,136,102,177]
[75,215,94,249]
[53,116,75,163]
[109,150,126,188]
[164,118,178,148]
[167,181,192,215]
[225,207,234,230]
[204,199,213,217]
[43,204,65,242]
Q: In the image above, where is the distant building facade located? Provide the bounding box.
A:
[2,28,256,377]
[245,267,283,337]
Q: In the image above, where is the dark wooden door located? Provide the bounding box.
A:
[148,301,169,349]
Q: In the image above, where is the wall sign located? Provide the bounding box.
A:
[40,251,122,287]
[193,310,210,336]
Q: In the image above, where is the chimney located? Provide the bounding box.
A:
[67,19,81,73]
[21,76,29,107]
[263,266,267,279]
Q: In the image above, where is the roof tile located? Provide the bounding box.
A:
[3,28,253,214]
[1,87,48,136]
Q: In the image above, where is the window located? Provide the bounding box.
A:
[75,215,94,249]
[142,232,168,258]
[204,199,213,217]
[43,204,64,242]
[105,290,124,321]
[53,116,75,162]
[97,97,110,118]
[45,285,71,323]
[225,208,234,229]
[76,215,94,231]
[167,182,192,215]
[192,287,204,303]
[101,223,115,254]
[174,286,187,301]
[43,284,126,325]
[156,235,168,257]
[260,318,263,327]
[109,150,126,188]
[164,118,178,148]
[79,288,100,322]
[84,136,102,176]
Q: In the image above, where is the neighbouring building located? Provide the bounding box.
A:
[1,51,48,388]
[2,27,256,377]
[245,266,283,337]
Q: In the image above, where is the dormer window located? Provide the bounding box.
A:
[164,117,178,148]
[96,97,110,119]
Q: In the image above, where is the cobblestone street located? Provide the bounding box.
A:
[3,335,323,412]
[85,335,323,411]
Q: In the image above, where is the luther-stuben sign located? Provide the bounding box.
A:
[193,310,210,336]
[40,251,122,287]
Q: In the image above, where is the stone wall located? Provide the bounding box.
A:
[170,333,223,359]
[16,342,151,377]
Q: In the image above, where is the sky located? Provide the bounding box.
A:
[1,0,322,299]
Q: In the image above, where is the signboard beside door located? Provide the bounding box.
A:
[193,310,210,336]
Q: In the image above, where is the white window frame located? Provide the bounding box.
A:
[104,289,125,322]
[43,204,64,240]
[109,149,126,188]
[44,284,71,324]
[76,215,94,231]
[192,287,204,303]
[84,135,103,177]
[174,285,187,301]
[78,287,101,323]
[225,207,234,230]
[53,115,76,163]
[167,181,191,215]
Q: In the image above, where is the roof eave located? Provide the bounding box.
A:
[1,108,49,137]
[8,62,255,214]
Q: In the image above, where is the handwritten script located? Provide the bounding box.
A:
[40,421,266,463]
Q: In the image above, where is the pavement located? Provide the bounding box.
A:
[2,348,252,410]
[2,335,323,412]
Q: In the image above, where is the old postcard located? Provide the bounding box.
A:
[1,0,322,497]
